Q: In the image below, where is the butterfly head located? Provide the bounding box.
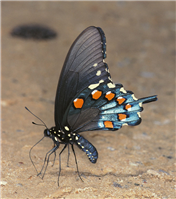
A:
[44,128,52,138]
[44,126,66,145]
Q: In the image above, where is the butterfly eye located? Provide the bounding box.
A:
[44,129,50,137]
[47,130,50,136]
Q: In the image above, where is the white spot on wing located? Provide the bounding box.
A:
[88,80,104,90]
[137,112,141,118]
[126,104,132,111]
[107,82,116,88]
[139,102,142,107]
[88,83,99,90]
[121,118,126,122]
[96,70,101,76]
[105,68,110,73]
[120,87,127,93]
[132,94,138,100]
[108,76,112,81]
[98,121,104,128]
[106,91,111,95]
[93,63,98,67]
[91,90,98,95]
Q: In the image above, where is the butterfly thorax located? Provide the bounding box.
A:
[44,126,78,144]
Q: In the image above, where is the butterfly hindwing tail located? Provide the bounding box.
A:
[139,95,158,104]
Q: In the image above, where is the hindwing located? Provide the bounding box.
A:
[63,81,157,133]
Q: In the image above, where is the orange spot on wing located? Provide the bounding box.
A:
[105,92,115,101]
[117,97,125,105]
[73,98,84,108]
[118,114,127,121]
[125,104,131,110]
[104,121,113,128]
[92,90,102,100]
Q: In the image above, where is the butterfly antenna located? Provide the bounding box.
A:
[25,107,48,129]
[32,121,46,126]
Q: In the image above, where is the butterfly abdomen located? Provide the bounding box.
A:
[74,134,98,163]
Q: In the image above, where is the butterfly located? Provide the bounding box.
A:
[27,26,157,186]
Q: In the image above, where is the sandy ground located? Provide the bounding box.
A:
[1,2,175,199]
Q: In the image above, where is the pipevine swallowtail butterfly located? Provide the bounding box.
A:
[26,26,157,186]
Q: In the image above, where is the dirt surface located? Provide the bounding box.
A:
[1,2,175,199]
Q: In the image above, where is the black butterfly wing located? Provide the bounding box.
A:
[55,26,111,130]
[54,26,157,164]
[55,26,157,134]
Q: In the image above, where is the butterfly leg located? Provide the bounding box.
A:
[67,144,70,167]
[38,144,59,179]
[52,151,56,167]
[58,144,68,186]
[51,143,57,167]
[71,144,84,182]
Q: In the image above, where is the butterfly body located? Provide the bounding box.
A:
[28,26,157,185]
[44,126,98,164]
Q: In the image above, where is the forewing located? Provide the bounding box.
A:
[55,26,110,129]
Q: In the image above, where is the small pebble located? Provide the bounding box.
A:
[147,169,160,176]
[154,120,171,125]
[163,155,173,159]
[1,181,7,186]
[134,183,140,186]
[133,145,141,150]
[107,146,115,151]
[140,71,154,78]
[129,162,142,166]
[16,183,23,187]
[113,182,122,188]
[159,169,170,175]
[117,57,131,67]
[16,129,23,132]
